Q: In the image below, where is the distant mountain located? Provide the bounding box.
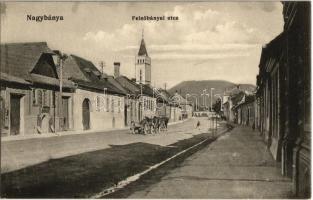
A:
[168,80,255,109]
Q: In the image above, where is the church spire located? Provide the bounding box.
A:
[138,30,148,56]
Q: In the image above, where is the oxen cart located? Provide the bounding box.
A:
[130,116,169,135]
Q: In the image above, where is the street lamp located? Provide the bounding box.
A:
[210,88,215,112]
[202,89,206,109]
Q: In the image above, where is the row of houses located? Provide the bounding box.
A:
[222,2,310,198]
[222,85,256,126]
[0,36,193,137]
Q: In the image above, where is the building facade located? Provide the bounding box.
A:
[0,42,75,137]
[256,2,311,197]
[234,94,256,128]
[62,55,126,131]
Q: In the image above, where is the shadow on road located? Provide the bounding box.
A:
[1,131,221,198]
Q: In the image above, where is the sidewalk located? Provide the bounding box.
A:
[1,119,189,142]
[1,118,200,173]
[126,124,293,199]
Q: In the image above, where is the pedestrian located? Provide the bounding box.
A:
[196,120,200,130]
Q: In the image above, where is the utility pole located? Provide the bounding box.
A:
[53,50,68,132]
[210,88,215,112]
[140,83,143,121]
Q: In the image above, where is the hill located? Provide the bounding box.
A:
[168,80,255,109]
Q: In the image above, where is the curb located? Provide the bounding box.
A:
[2,119,191,142]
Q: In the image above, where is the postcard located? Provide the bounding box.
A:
[0,1,311,198]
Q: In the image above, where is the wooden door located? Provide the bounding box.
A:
[10,94,21,135]
[82,99,90,130]
[62,97,69,130]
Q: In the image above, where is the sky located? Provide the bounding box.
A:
[0,2,284,88]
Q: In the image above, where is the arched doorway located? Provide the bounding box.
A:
[82,98,90,130]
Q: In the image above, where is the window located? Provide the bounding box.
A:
[106,96,109,112]
[37,90,42,106]
[118,98,121,113]
[144,98,146,109]
[111,97,114,113]
[148,99,151,110]
[43,90,50,107]
[139,69,142,83]
[96,96,101,111]
[32,89,37,105]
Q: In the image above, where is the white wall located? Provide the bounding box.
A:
[73,89,125,131]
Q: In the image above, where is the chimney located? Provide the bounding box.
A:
[114,62,120,78]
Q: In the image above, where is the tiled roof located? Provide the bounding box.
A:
[115,76,155,97]
[64,55,125,95]
[0,42,75,88]
[115,76,141,95]
[141,84,154,97]
[231,91,245,107]
[27,73,75,89]
[0,42,54,81]
[154,89,170,104]
[107,76,129,94]
[259,32,285,70]
[171,92,188,104]
[233,94,255,109]
[0,72,31,85]
[62,55,89,82]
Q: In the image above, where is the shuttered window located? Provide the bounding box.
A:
[37,90,42,106]
[111,97,114,113]
[43,90,50,107]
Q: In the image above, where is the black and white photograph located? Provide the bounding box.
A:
[0,1,311,198]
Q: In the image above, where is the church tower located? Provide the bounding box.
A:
[135,31,151,85]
